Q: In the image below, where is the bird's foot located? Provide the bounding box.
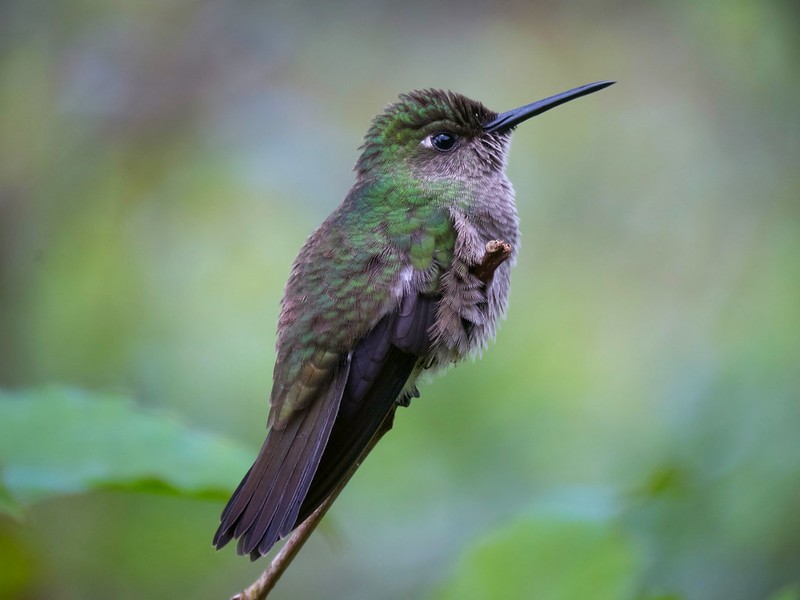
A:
[397,385,421,407]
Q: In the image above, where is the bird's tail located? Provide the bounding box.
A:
[212,356,350,560]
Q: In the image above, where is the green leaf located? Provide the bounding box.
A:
[0,386,252,506]
[436,515,638,600]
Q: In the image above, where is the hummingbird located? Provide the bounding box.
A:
[213,81,614,560]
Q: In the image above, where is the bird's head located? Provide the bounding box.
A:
[355,81,614,184]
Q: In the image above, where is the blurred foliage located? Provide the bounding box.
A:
[0,386,251,508]
[0,0,799,599]
[436,515,638,600]
[769,587,800,600]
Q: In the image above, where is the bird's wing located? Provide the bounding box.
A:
[296,292,438,526]
[214,181,452,558]
[212,291,439,559]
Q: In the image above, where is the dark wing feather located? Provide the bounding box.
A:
[295,294,438,525]
[392,292,438,356]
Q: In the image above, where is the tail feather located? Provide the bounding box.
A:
[212,355,350,557]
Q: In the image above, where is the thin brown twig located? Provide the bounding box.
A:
[230,239,512,600]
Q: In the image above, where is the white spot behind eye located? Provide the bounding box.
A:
[419,135,434,149]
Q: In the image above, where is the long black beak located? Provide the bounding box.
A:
[483,80,615,134]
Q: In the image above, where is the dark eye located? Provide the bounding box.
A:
[430,131,458,152]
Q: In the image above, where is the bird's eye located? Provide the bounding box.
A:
[427,131,458,152]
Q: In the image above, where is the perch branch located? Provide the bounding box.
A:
[229,239,512,600]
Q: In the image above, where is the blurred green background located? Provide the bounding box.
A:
[1,0,798,598]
